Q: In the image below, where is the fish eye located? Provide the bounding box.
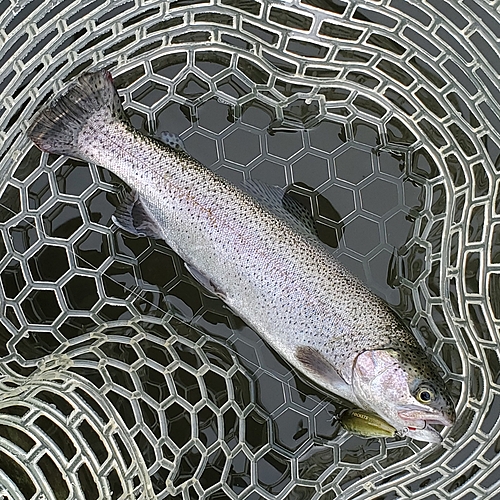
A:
[416,386,435,404]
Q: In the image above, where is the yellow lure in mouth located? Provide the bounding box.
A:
[339,408,397,439]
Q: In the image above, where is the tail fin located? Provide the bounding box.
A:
[27,70,127,160]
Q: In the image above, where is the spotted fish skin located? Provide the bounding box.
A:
[27,70,455,441]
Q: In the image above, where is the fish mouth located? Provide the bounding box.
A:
[397,411,454,443]
[398,410,454,427]
[402,425,443,443]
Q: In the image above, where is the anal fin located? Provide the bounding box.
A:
[112,190,163,239]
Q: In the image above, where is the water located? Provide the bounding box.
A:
[0,1,499,499]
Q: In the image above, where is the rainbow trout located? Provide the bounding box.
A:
[27,70,455,442]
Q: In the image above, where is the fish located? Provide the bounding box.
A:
[27,70,455,442]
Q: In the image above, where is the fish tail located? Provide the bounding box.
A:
[27,70,127,160]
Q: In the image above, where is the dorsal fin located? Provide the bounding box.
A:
[241,180,318,240]
[158,131,186,152]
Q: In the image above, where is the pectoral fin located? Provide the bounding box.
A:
[112,190,163,239]
[295,345,347,385]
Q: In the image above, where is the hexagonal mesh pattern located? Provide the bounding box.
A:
[1,0,499,499]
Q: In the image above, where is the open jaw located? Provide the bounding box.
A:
[398,411,454,442]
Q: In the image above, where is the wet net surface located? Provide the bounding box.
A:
[0,0,500,499]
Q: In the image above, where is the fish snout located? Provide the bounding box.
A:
[396,405,455,443]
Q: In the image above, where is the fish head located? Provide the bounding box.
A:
[351,348,455,443]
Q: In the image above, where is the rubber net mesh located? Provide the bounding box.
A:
[0,0,499,499]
